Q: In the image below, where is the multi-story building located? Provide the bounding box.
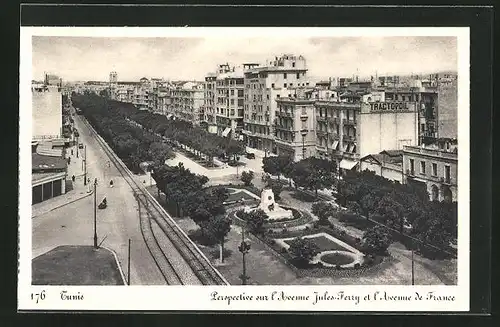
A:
[243,54,310,152]
[315,88,422,172]
[274,88,316,161]
[109,71,118,99]
[380,86,439,145]
[403,139,457,202]
[315,94,362,170]
[213,64,245,139]
[132,85,149,109]
[32,82,63,141]
[167,81,204,124]
[156,86,170,115]
[203,72,217,133]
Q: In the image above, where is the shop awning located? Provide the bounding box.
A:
[222,127,231,137]
[340,159,358,170]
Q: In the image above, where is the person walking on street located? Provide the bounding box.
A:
[72,175,75,182]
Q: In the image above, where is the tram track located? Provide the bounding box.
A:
[79,115,229,286]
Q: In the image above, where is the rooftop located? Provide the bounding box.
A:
[361,150,403,165]
[32,171,66,183]
[32,153,67,172]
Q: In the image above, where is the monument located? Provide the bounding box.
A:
[258,188,293,221]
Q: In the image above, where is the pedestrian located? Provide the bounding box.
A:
[71,149,74,155]
[67,157,71,164]
[110,180,114,188]
[72,175,75,182]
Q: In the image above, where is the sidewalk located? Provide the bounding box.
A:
[32,144,94,218]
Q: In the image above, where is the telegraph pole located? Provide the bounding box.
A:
[411,246,415,285]
[93,178,98,248]
[127,239,131,285]
[238,224,250,285]
[83,145,87,185]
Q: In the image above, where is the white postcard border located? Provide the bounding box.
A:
[19,27,470,312]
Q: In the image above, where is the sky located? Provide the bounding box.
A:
[32,36,457,82]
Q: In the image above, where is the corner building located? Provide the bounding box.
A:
[243,54,310,152]
[275,89,316,161]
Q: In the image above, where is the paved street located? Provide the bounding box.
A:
[32,109,166,285]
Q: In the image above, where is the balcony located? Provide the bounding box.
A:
[406,169,415,177]
[328,116,340,124]
[440,177,452,185]
[343,135,356,142]
[275,124,293,131]
[403,145,457,160]
[342,119,356,126]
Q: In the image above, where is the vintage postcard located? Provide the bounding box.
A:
[19,27,469,311]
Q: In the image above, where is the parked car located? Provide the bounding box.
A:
[78,143,84,149]
[245,152,256,159]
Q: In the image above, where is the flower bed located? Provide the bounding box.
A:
[320,252,355,266]
[251,231,389,278]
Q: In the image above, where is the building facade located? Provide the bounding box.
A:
[32,83,63,141]
[315,98,361,171]
[31,146,67,205]
[275,91,316,161]
[204,73,217,133]
[402,140,457,202]
[167,81,205,124]
[243,54,310,152]
[358,100,419,158]
[213,64,245,139]
[359,150,404,183]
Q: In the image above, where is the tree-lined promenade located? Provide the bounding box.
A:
[72,93,235,263]
[72,93,246,170]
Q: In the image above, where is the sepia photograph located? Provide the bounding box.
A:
[18,27,470,311]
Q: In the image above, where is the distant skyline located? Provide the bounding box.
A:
[32,36,457,82]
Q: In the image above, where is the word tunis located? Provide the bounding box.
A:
[60,290,84,301]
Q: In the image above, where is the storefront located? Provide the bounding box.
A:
[32,171,67,204]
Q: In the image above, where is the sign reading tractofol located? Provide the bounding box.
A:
[369,102,412,112]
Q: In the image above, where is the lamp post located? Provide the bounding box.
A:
[93,178,98,248]
[411,239,415,285]
[301,129,308,160]
[238,223,251,285]
[83,145,87,185]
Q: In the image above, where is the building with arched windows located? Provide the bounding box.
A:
[402,139,457,202]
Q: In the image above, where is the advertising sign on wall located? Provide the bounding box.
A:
[369,102,414,112]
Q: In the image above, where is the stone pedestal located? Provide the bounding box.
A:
[258,188,293,221]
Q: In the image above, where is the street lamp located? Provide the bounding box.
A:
[76,135,79,158]
[300,129,308,159]
[83,145,87,186]
[238,223,251,285]
[411,239,415,285]
[93,178,98,248]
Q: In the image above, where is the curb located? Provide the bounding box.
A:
[32,189,94,218]
[101,246,128,286]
